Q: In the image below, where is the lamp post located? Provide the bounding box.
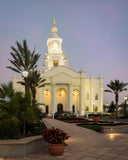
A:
[92,102,95,115]
[106,104,109,112]
[124,96,128,117]
[22,70,29,94]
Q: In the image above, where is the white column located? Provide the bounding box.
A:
[68,84,72,112]
[99,88,103,112]
[52,84,56,117]
[36,87,44,112]
[80,78,85,115]
[90,88,94,112]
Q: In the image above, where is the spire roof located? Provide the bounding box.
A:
[51,17,59,38]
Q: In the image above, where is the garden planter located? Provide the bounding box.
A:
[93,115,100,124]
[48,144,65,155]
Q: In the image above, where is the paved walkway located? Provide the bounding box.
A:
[2,118,128,160]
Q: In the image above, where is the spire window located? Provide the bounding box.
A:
[53,60,58,67]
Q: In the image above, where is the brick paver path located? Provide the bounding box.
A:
[2,118,128,160]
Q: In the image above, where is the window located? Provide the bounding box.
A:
[46,105,49,114]
[72,105,75,113]
[85,107,89,111]
[95,93,98,100]
[53,60,58,67]
[86,93,89,100]
[95,107,98,112]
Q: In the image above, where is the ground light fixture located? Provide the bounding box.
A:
[124,96,128,117]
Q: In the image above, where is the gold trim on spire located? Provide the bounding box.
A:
[53,17,55,27]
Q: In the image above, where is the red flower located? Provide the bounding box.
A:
[42,127,70,144]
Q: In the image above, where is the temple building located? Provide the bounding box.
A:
[13,18,104,116]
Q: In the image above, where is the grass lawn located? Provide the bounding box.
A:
[61,120,80,123]
[59,119,102,132]
[78,125,102,132]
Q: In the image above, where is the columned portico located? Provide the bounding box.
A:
[51,83,70,114]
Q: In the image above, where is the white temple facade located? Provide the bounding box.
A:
[13,18,104,116]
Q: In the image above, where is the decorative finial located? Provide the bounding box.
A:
[51,17,58,37]
[53,17,55,27]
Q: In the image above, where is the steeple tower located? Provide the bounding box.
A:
[43,18,68,71]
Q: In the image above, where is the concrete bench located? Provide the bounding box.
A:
[0,135,47,158]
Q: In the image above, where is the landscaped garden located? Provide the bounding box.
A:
[0,86,47,139]
[0,40,47,140]
[55,111,128,133]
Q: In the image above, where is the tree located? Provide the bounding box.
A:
[7,39,40,91]
[0,81,43,135]
[0,81,14,99]
[18,70,48,106]
[29,70,47,105]
[104,80,128,116]
[108,101,116,113]
[0,90,43,135]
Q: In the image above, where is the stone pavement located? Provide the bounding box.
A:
[1,118,128,160]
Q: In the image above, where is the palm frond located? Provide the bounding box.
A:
[104,89,113,93]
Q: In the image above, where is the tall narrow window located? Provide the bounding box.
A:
[95,107,98,112]
[72,105,75,113]
[46,105,49,114]
[86,107,89,111]
[95,93,98,100]
[86,93,89,100]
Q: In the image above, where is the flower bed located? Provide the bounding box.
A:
[57,117,89,123]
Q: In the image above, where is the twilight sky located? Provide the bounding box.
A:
[0,0,128,105]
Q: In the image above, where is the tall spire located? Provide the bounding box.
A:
[53,17,55,27]
[51,17,58,38]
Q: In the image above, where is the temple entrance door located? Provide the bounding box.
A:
[57,103,63,112]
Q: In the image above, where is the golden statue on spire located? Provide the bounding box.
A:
[51,17,58,36]
[53,17,55,27]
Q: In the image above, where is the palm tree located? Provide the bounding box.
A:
[0,90,43,135]
[18,70,48,106]
[0,81,14,99]
[29,70,47,105]
[7,40,40,91]
[0,81,44,137]
[104,80,128,116]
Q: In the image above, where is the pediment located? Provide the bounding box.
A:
[42,66,81,78]
[52,72,72,84]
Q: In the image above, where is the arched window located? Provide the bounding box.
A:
[53,60,58,67]
[86,93,89,100]
[95,93,98,100]
[86,106,89,111]
[95,107,98,112]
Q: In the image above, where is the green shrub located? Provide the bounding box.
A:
[25,121,47,135]
[54,111,76,119]
[79,125,102,132]
[33,121,47,135]
[0,118,19,139]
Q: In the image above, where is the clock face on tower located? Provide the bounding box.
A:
[51,41,59,51]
